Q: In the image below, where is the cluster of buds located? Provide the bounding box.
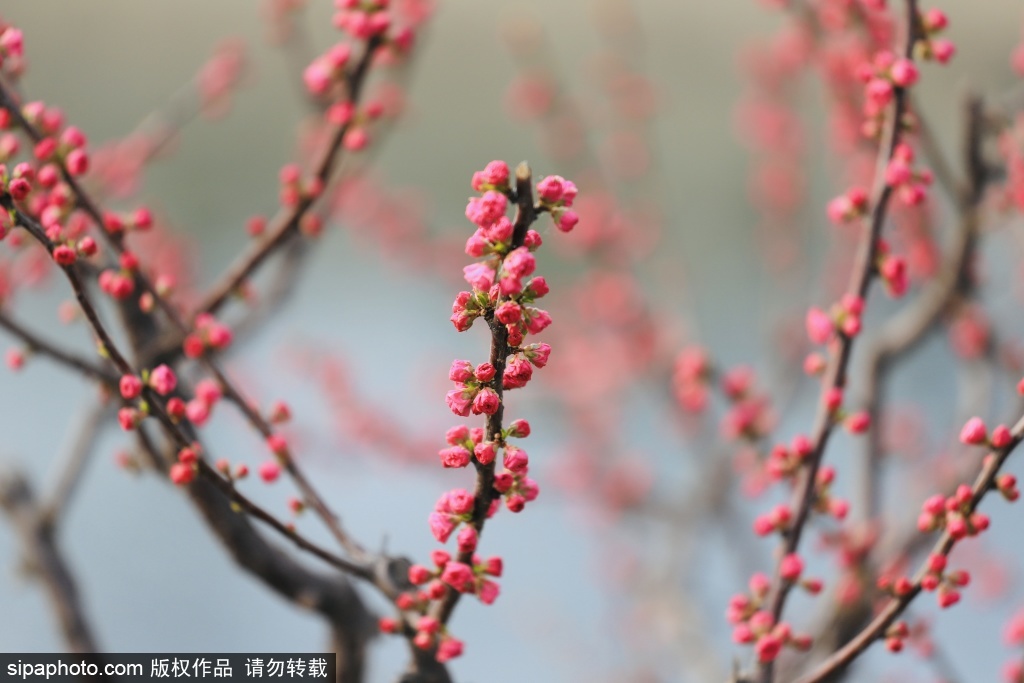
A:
[672,346,711,412]
[389,161,576,662]
[917,553,970,608]
[874,240,909,297]
[913,8,956,65]
[883,143,933,207]
[0,24,23,73]
[959,416,1013,450]
[278,163,324,208]
[182,313,234,358]
[826,186,869,225]
[718,366,775,442]
[917,483,990,540]
[805,293,864,347]
[821,386,871,435]
[856,50,919,139]
[727,570,814,663]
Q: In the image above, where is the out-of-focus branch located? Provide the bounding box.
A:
[196,35,382,317]
[797,409,1024,683]
[0,310,118,387]
[857,94,986,521]
[754,5,920,681]
[0,469,104,660]
[40,403,109,529]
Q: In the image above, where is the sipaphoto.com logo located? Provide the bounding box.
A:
[6,659,142,679]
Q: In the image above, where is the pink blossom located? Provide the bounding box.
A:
[457,525,478,552]
[446,489,475,515]
[148,364,177,395]
[439,446,471,468]
[463,262,495,291]
[258,461,281,483]
[449,359,474,383]
[465,191,507,228]
[435,637,464,663]
[959,417,987,445]
[441,561,475,592]
[536,175,565,203]
[428,512,456,543]
[503,445,529,474]
[805,307,833,345]
[120,374,143,400]
[446,388,473,416]
[472,387,500,415]
[504,247,536,278]
[478,579,500,605]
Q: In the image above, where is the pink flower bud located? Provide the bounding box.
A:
[780,553,803,581]
[149,364,177,395]
[258,461,281,483]
[439,446,471,468]
[805,307,833,345]
[169,462,195,486]
[457,525,478,553]
[120,374,143,400]
[991,424,1012,448]
[959,417,987,445]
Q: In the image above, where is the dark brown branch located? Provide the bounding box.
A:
[856,94,986,521]
[430,162,536,629]
[40,403,109,528]
[754,4,919,681]
[796,410,1024,683]
[196,35,382,317]
[0,469,104,660]
[0,310,118,386]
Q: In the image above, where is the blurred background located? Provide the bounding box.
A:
[1,1,1024,681]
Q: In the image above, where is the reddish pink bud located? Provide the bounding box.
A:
[65,149,89,175]
[119,374,143,400]
[266,434,288,457]
[932,39,955,64]
[937,589,960,608]
[484,556,503,577]
[473,441,496,465]
[959,417,988,445]
[991,424,1012,448]
[845,412,871,433]
[167,397,186,420]
[169,462,195,486]
[259,461,281,483]
[508,419,530,437]
[149,364,177,395]
[890,59,919,87]
[755,635,782,663]
[474,362,496,382]
[178,447,198,465]
[435,637,464,663]
[780,553,803,581]
[439,445,471,468]
[52,244,77,266]
[457,525,478,553]
[472,388,500,415]
[378,617,398,634]
[805,307,833,345]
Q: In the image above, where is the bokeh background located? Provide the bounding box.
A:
[1,1,1023,681]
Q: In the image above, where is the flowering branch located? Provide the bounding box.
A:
[796,411,1024,682]
[0,309,117,386]
[195,34,382,318]
[0,469,104,658]
[743,2,924,679]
